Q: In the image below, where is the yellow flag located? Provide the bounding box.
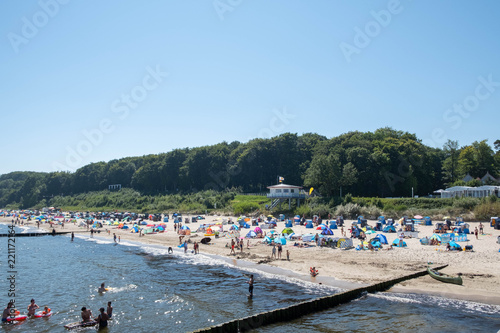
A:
[309,187,314,195]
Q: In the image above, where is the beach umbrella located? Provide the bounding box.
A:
[282,228,294,235]
[316,224,327,230]
[321,228,333,235]
[230,225,239,231]
[181,225,190,230]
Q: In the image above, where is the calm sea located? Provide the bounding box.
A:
[1,224,499,333]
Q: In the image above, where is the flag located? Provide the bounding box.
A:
[278,176,284,182]
[309,187,314,195]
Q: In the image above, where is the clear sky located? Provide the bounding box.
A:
[1,0,499,174]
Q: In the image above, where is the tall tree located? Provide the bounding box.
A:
[442,140,460,184]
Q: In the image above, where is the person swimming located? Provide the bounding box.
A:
[98,283,106,293]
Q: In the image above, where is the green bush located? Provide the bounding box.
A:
[233,202,260,215]
[474,202,500,220]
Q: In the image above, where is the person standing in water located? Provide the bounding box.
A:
[106,301,113,319]
[96,307,109,329]
[71,232,74,241]
[248,274,254,298]
[27,299,39,317]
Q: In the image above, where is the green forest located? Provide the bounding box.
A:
[1,128,499,214]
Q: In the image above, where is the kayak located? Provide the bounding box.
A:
[427,267,463,285]
[6,315,27,322]
[34,311,52,318]
[64,320,97,329]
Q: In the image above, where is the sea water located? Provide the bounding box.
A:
[0,224,499,333]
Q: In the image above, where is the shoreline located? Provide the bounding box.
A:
[3,216,500,306]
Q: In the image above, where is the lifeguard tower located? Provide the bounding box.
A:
[267,182,307,210]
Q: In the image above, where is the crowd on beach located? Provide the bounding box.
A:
[3,208,500,306]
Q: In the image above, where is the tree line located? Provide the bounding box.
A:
[1,128,499,209]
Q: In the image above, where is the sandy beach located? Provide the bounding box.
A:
[4,215,500,306]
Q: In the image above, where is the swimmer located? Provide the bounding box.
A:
[98,283,106,293]
[168,247,173,254]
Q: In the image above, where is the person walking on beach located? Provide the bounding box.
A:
[286,249,290,261]
[475,227,479,239]
[184,241,188,254]
[230,239,236,255]
[240,239,244,253]
[479,223,484,234]
[271,244,276,259]
[113,233,117,243]
[277,243,282,259]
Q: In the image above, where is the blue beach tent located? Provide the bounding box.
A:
[305,222,314,229]
[374,234,388,244]
[383,225,396,233]
[392,238,407,247]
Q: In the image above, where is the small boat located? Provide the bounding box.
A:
[427,267,463,285]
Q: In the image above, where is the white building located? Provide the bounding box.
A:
[440,185,500,198]
[267,183,308,209]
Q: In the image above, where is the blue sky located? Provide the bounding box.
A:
[1,0,499,174]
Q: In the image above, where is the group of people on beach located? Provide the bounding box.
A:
[2,299,51,322]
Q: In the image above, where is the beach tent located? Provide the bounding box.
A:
[294,215,300,222]
[302,234,315,242]
[329,222,337,230]
[282,228,294,235]
[305,222,314,229]
[181,225,190,230]
[337,238,353,249]
[383,225,396,233]
[254,227,262,234]
[430,234,442,242]
[448,240,462,251]
[264,236,273,244]
[374,234,388,244]
[274,237,287,245]
[321,228,334,235]
[370,238,382,248]
[122,225,129,229]
[229,225,239,231]
[316,224,327,230]
[245,230,257,238]
[200,237,211,244]
[131,226,139,233]
[392,238,407,247]
[285,220,293,228]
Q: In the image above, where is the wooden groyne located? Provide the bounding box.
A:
[192,265,448,333]
[0,231,72,237]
